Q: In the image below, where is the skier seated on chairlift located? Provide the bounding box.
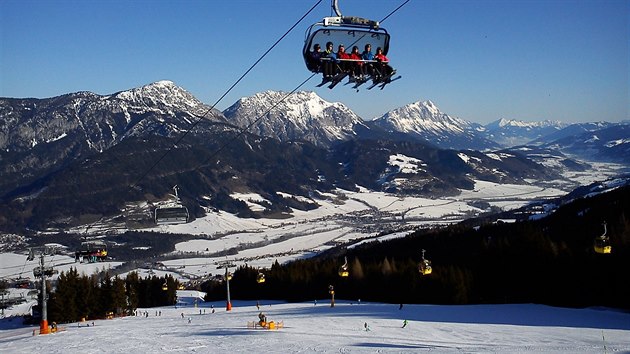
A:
[361,43,375,78]
[374,47,396,81]
[336,44,351,76]
[348,46,364,81]
[321,41,338,81]
[308,43,322,73]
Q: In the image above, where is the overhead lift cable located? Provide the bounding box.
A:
[190,0,411,172]
[130,0,412,190]
[130,0,324,190]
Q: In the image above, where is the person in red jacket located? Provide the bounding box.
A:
[374,47,395,80]
[336,44,351,76]
[348,45,364,80]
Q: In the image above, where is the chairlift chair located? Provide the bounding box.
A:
[303,0,390,74]
[75,240,108,263]
[33,267,57,277]
[155,185,189,225]
[419,249,432,276]
[338,256,349,277]
[256,272,266,284]
[154,206,189,225]
[593,222,612,254]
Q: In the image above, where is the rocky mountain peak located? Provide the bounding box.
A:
[223,90,366,147]
[111,80,207,114]
[374,100,468,133]
[367,100,498,150]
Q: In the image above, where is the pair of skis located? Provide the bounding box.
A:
[316,72,348,89]
[317,72,401,90]
[366,73,402,90]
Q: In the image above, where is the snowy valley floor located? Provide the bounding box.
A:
[2,300,630,353]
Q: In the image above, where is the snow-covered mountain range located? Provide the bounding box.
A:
[0,80,222,154]
[1,80,628,231]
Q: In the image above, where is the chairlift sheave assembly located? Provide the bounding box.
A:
[593,222,612,254]
[418,249,432,276]
[154,185,190,225]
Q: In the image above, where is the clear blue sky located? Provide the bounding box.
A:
[1,0,628,124]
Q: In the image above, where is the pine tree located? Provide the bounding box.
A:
[125,272,140,315]
[381,257,393,275]
[351,257,364,279]
[52,268,80,323]
[111,276,127,316]
[99,271,113,315]
[76,274,95,321]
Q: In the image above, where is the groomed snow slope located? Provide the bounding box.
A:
[2,300,629,353]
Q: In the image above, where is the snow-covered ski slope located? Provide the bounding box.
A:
[2,299,629,353]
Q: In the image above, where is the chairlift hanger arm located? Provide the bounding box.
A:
[332,0,342,17]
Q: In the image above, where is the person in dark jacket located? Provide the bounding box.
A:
[321,41,337,79]
[307,43,322,72]
[361,43,375,78]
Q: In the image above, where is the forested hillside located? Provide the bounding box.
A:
[208,185,630,309]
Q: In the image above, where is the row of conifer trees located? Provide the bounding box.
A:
[47,269,178,324]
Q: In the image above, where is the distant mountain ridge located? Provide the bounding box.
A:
[542,124,630,164]
[484,118,567,147]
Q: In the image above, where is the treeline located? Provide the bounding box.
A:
[47,268,178,324]
[203,186,630,309]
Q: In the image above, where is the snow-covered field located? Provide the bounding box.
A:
[1,296,629,353]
